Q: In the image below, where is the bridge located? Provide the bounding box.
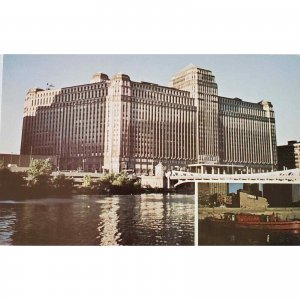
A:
[166,168,300,245]
[166,168,300,187]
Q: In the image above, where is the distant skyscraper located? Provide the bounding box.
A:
[295,143,300,169]
[20,64,277,174]
[277,140,300,170]
[263,184,300,206]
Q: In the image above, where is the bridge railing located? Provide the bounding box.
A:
[166,168,300,183]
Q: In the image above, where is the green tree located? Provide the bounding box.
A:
[95,173,117,194]
[112,174,130,186]
[82,175,92,187]
[78,172,141,195]
[0,166,27,199]
[52,174,74,195]
[111,174,135,194]
[27,159,53,197]
[27,159,53,185]
[133,179,142,193]
[208,193,221,207]
[93,173,141,194]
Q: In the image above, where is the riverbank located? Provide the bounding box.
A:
[1,162,182,200]
[199,206,300,220]
[0,187,180,200]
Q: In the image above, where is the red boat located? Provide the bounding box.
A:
[202,213,300,230]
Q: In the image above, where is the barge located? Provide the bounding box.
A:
[202,213,300,230]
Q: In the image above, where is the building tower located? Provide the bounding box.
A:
[259,100,278,170]
[170,64,219,163]
[103,73,132,173]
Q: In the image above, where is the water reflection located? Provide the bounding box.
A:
[97,196,121,246]
[199,222,300,245]
[0,208,16,245]
[0,194,194,246]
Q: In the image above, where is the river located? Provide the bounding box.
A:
[199,224,300,245]
[0,194,194,246]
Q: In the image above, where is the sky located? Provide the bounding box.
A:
[228,183,263,194]
[0,54,300,154]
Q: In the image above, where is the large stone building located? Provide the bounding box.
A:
[20,64,277,174]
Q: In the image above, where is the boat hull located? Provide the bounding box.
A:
[200,216,300,231]
[236,221,300,230]
[200,218,235,229]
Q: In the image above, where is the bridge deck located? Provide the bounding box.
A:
[167,168,300,185]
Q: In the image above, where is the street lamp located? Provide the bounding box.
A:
[82,158,86,172]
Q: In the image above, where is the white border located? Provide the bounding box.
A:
[0,55,3,136]
[1,0,300,299]
[0,0,300,54]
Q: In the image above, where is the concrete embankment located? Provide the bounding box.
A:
[199,207,300,220]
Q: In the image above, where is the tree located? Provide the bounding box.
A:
[133,179,142,193]
[0,166,26,199]
[112,174,131,186]
[27,159,53,197]
[82,175,92,187]
[95,173,115,193]
[52,174,74,195]
[111,174,135,194]
[27,159,53,185]
[209,193,221,207]
[93,173,141,194]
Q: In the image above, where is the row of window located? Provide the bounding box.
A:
[132,83,188,97]
[61,83,106,94]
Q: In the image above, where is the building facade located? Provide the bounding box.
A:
[263,184,300,206]
[198,183,229,206]
[170,65,219,161]
[0,153,57,168]
[238,190,268,210]
[295,143,300,169]
[20,64,277,174]
[277,140,300,170]
[218,97,277,172]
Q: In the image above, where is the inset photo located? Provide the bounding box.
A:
[198,182,300,245]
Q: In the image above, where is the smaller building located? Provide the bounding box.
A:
[242,183,262,197]
[277,140,299,170]
[198,183,229,206]
[217,194,233,206]
[140,162,166,189]
[221,194,233,206]
[237,190,268,210]
[294,142,300,169]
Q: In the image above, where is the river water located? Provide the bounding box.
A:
[0,194,194,246]
[198,223,300,245]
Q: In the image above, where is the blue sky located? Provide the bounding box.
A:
[228,183,263,194]
[1,54,300,154]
